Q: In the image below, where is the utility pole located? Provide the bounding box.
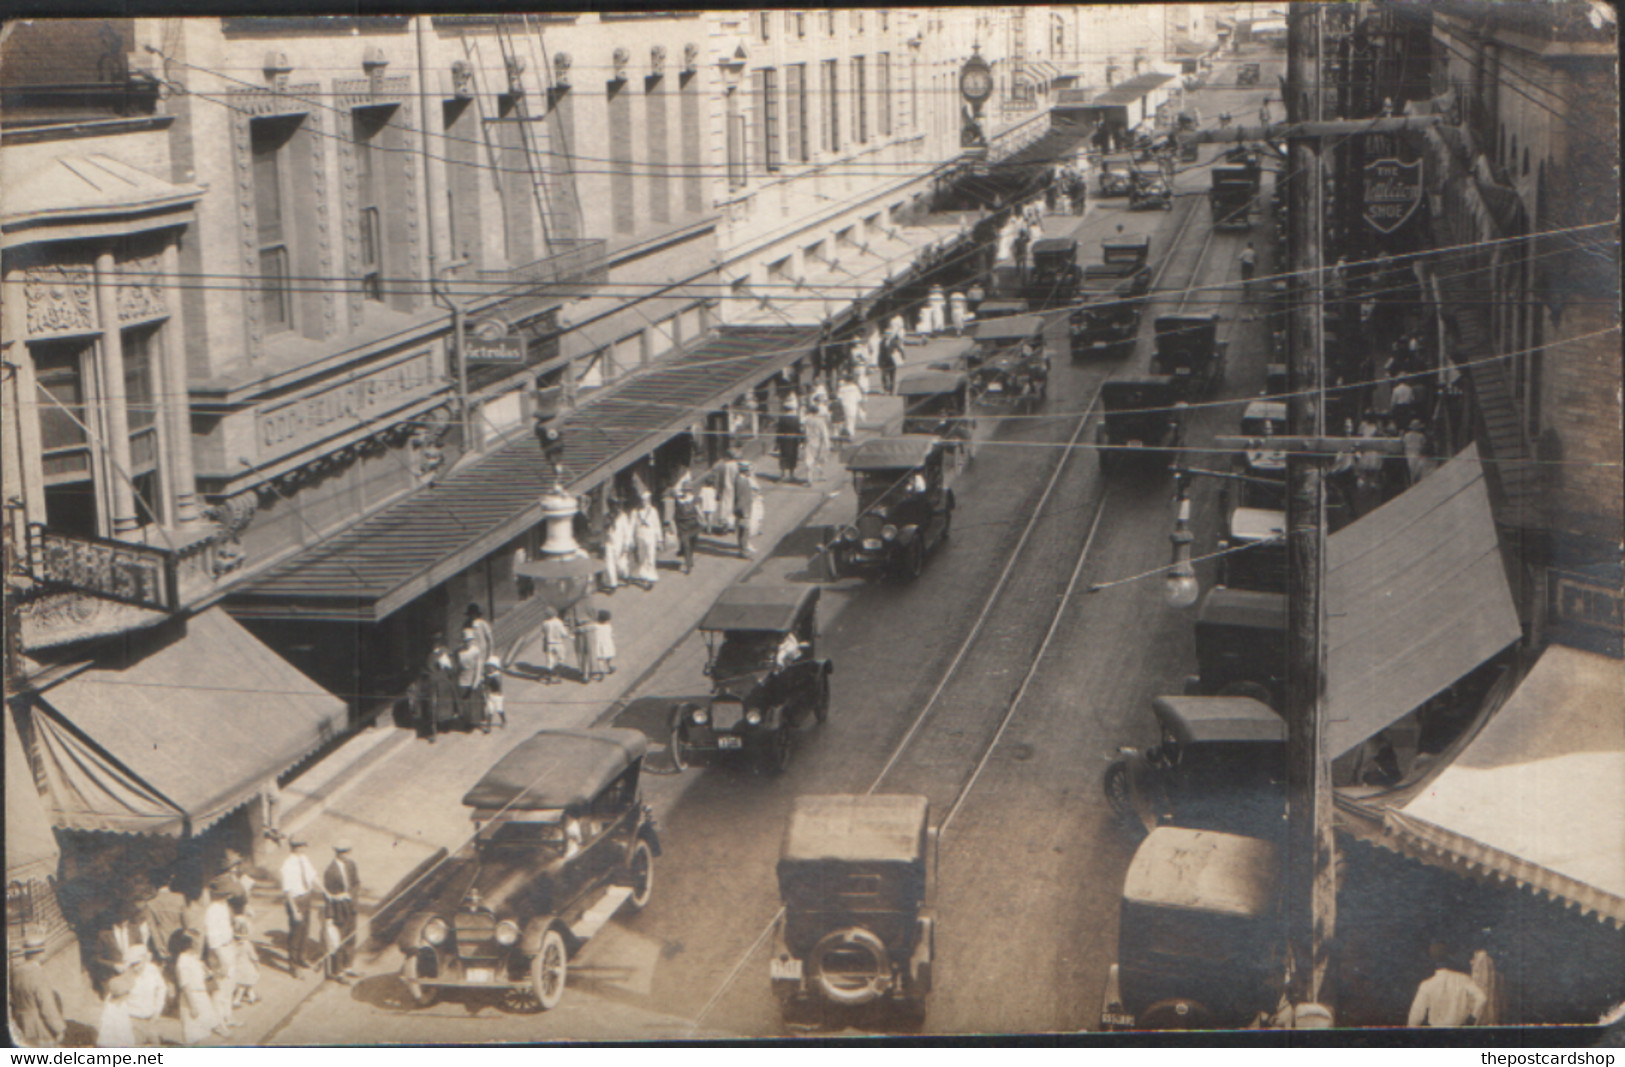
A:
[1283,0,1336,1016]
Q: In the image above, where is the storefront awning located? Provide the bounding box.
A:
[1385,644,1625,926]
[231,326,822,621]
[1325,442,1523,756]
[29,608,347,837]
[5,709,59,879]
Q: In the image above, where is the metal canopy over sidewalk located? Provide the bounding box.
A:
[1324,443,1523,756]
[1382,643,1625,926]
[28,608,347,837]
[231,325,820,622]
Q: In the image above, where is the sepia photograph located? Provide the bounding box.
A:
[2,1,1620,1048]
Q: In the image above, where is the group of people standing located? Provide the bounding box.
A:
[416,602,505,741]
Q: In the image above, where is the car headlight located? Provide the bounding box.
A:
[422,918,448,946]
[745,709,763,726]
[881,524,898,540]
[495,920,520,947]
[691,707,709,725]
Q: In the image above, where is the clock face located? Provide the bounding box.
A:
[961,66,992,102]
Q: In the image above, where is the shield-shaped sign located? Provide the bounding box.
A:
[1362,157,1423,235]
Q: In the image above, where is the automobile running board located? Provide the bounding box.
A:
[571,886,634,943]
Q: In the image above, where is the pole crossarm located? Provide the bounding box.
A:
[1178,114,1446,146]
[1214,435,1407,455]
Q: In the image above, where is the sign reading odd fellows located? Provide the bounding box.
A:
[257,344,444,457]
[1362,157,1423,234]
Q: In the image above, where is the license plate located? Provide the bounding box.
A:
[1127,440,1143,448]
[862,539,882,551]
[986,382,1003,392]
[718,736,743,750]
[466,968,494,984]
[1102,1013,1136,1028]
[1175,368,1190,375]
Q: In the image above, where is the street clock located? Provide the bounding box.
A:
[960,53,993,103]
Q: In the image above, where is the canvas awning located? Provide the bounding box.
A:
[1324,443,1522,756]
[30,608,347,837]
[5,709,59,880]
[1383,644,1625,926]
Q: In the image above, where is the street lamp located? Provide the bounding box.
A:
[1164,477,1200,608]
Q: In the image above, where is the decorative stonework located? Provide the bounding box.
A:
[553,53,572,89]
[612,47,631,82]
[338,113,363,327]
[115,254,168,324]
[310,107,337,339]
[451,61,475,100]
[651,45,666,76]
[23,265,95,336]
[334,73,410,110]
[506,56,527,96]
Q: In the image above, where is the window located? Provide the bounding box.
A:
[822,10,834,36]
[757,68,780,173]
[251,116,298,333]
[877,52,891,136]
[758,10,771,41]
[352,107,390,303]
[726,88,747,189]
[794,11,805,38]
[34,340,97,537]
[852,10,864,34]
[853,56,867,144]
[787,64,808,163]
[880,9,888,32]
[821,60,839,152]
[122,326,162,528]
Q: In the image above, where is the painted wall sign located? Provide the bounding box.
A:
[1363,156,1423,234]
[256,344,443,458]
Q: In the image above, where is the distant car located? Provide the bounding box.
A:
[830,436,957,582]
[1151,314,1227,399]
[771,795,936,1022]
[1024,237,1083,309]
[1184,586,1287,710]
[1097,378,1186,476]
[1098,157,1136,197]
[670,584,832,774]
[1237,63,1261,86]
[1129,172,1174,211]
[398,728,660,1013]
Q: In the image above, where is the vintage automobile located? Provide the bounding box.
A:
[398,728,660,1012]
[1150,314,1227,399]
[1129,171,1174,211]
[670,584,832,773]
[1097,378,1186,476]
[1184,586,1287,710]
[829,436,956,582]
[1237,62,1261,86]
[975,265,1031,319]
[1101,828,1284,1030]
[1210,166,1256,230]
[1104,696,1287,840]
[771,794,935,1021]
[1024,237,1083,309]
[1069,296,1139,362]
[968,313,1049,408]
[899,370,975,467]
[1098,156,1136,197]
[1231,398,1289,508]
[1218,504,1287,593]
[1082,235,1153,303]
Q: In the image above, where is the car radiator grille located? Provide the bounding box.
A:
[453,913,500,959]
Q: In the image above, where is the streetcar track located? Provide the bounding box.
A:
[685,190,1214,1035]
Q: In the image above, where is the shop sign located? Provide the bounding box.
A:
[1363,157,1423,234]
[467,317,525,365]
[1550,568,1623,653]
[256,344,443,458]
[28,524,178,612]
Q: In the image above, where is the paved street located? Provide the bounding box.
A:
[265,61,1285,1043]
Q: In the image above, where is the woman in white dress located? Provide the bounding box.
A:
[175,934,226,1044]
[837,375,865,441]
[630,495,663,588]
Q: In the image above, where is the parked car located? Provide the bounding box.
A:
[1237,62,1261,86]
[899,371,976,467]
[1150,314,1227,399]
[1184,586,1287,710]
[1210,167,1256,230]
[1129,171,1174,211]
[1218,504,1287,593]
[1230,399,1289,511]
[398,728,660,1012]
[1098,156,1136,197]
[968,313,1049,409]
[1024,237,1083,309]
[670,584,832,773]
[829,436,956,582]
[1096,378,1186,476]
[1104,696,1287,840]
[771,794,935,1021]
[1101,828,1284,1030]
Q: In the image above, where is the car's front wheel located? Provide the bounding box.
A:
[625,838,655,912]
[400,953,438,1009]
[531,929,568,1011]
[668,707,691,771]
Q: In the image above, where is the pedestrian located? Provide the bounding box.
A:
[1408,942,1487,1027]
[599,500,625,592]
[279,837,319,979]
[1239,241,1257,292]
[228,905,261,1008]
[457,626,486,731]
[889,312,908,342]
[662,466,691,535]
[93,901,152,993]
[95,962,138,1048]
[735,460,763,558]
[463,603,493,666]
[630,493,664,589]
[175,934,228,1043]
[948,290,968,335]
[923,285,947,335]
[713,452,740,534]
[539,607,572,684]
[139,877,187,964]
[1390,375,1417,429]
[483,657,507,727]
[125,946,174,1045]
[322,842,360,984]
[9,928,66,1047]
[776,400,803,482]
[419,637,458,743]
[837,375,865,441]
[696,479,718,533]
[1012,224,1030,281]
[1045,177,1059,214]
[803,400,832,483]
[203,875,235,981]
[1354,418,1386,518]
[877,331,905,394]
[1403,420,1430,486]
[582,609,616,682]
[672,488,704,574]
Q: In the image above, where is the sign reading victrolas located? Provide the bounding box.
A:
[1362,157,1423,234]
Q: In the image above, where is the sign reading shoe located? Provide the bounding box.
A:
[1362,157,1423,235]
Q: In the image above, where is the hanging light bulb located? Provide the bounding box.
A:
[1165,488,1201,608]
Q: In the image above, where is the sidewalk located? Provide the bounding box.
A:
[38,392,904,1049]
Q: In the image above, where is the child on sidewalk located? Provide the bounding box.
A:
[229,911,260,1008]
[483,657,507,728]
[539,608,572,685]
[581,609,616,682]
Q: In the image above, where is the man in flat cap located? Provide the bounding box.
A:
[323,841,361,982]
[9,928,65,1047]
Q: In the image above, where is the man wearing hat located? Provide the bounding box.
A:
[323,841,361,981]
[9,927,65,1047]
[279,838,320,978]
